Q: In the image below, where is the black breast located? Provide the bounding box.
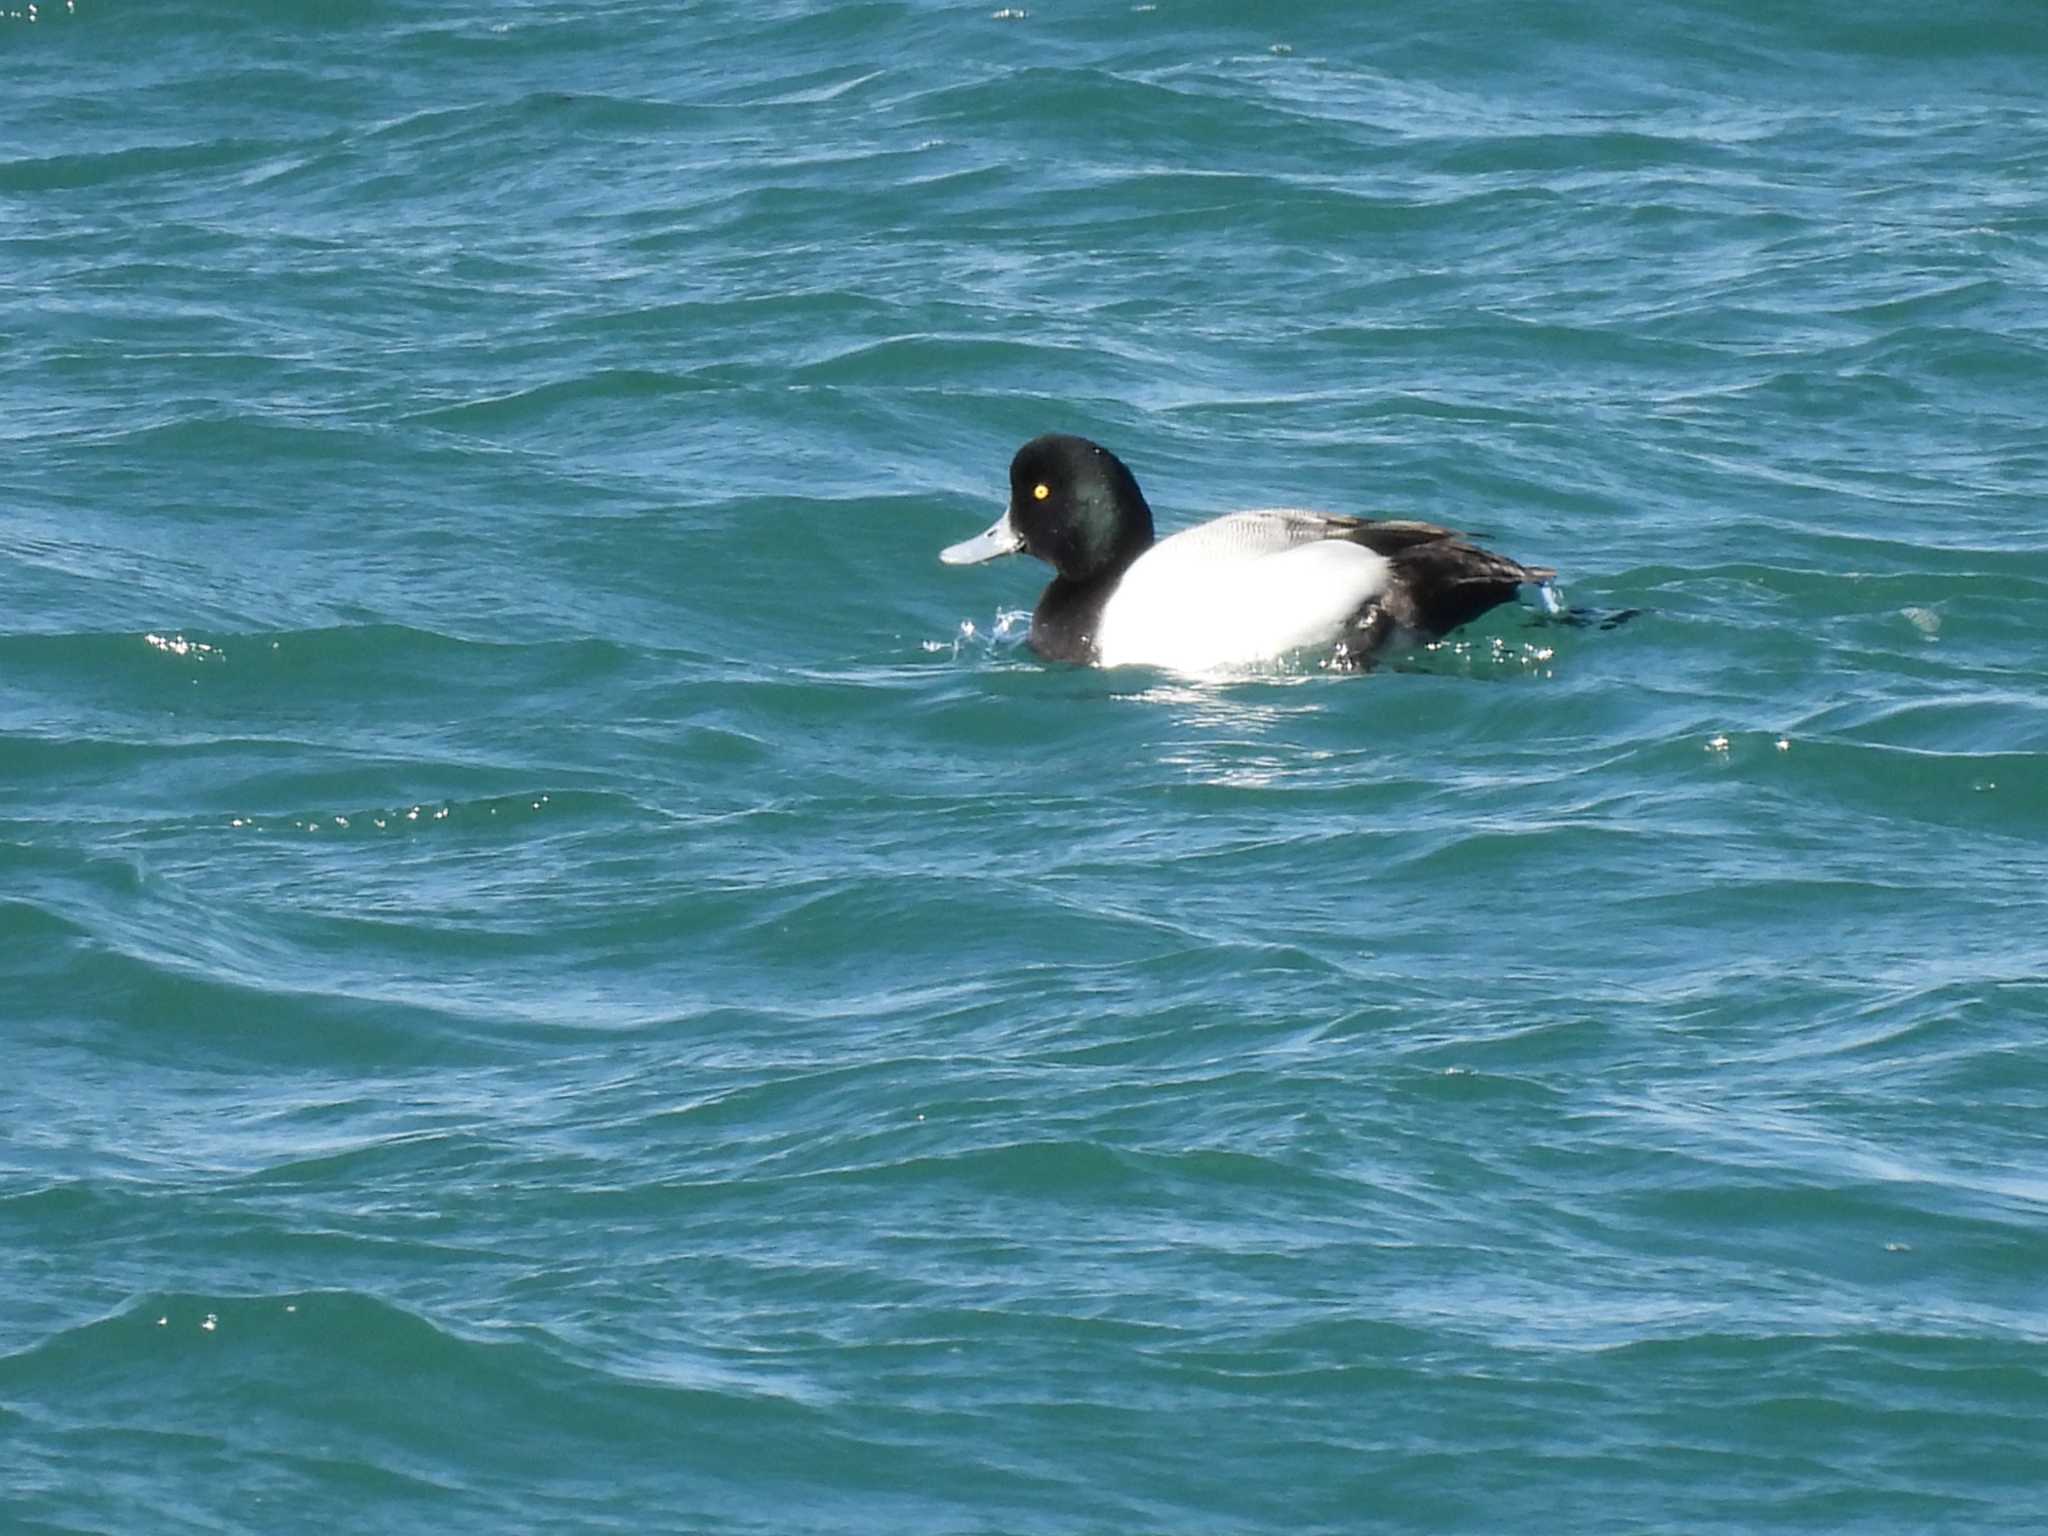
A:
[1028,575,1117,664]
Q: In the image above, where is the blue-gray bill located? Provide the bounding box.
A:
[940,509,1023,565]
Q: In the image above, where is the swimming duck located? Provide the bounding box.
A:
[941,434,1556,670]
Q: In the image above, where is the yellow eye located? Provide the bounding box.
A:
[1032,483,1050,501]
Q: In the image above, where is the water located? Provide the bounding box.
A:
[5,2,2046,1531]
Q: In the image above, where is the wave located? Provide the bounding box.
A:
[404,369,726,430]
[0,1286,823,1429]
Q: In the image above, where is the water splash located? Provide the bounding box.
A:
[144,632,224,662]
[924,610,1033,662]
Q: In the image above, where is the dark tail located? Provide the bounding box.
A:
[1384,539,1553,639]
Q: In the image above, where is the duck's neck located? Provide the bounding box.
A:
[1029,572,1121,663]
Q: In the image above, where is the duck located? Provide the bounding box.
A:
[940,434,1557,671]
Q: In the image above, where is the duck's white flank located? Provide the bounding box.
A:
[1095,510,1392,671]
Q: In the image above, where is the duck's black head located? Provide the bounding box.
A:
[1007,434,1156,580]
[940,434,1156,583]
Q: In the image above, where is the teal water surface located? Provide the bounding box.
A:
[4,2,2047,1532]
